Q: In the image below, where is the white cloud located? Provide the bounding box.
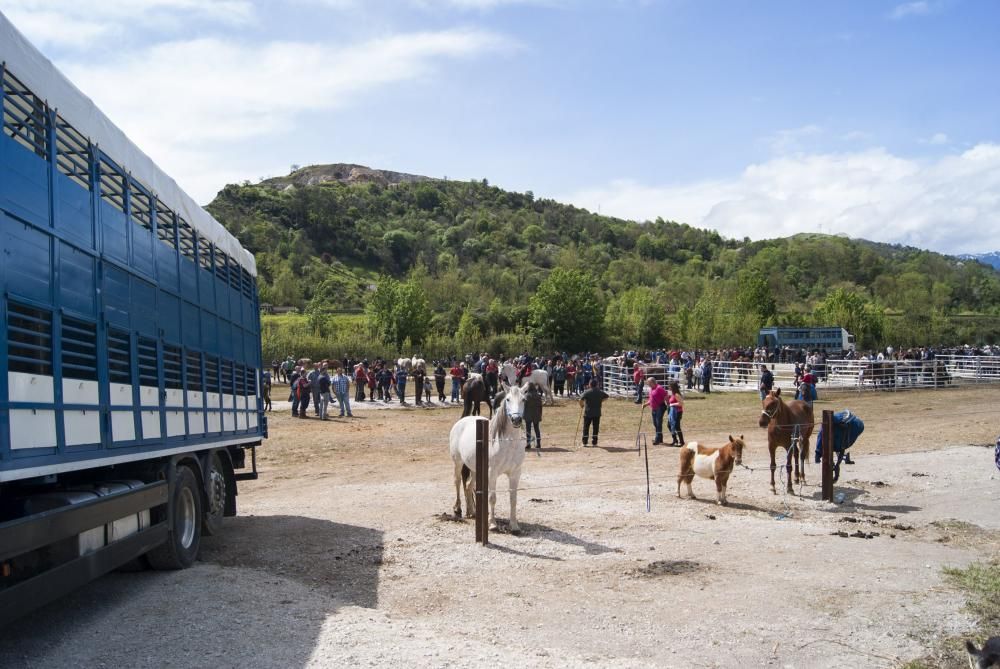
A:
[56,29,512,200]
[560,145,1000,255]
[924,132,949,145]
[3,0,255,47]
[889,1,933,19]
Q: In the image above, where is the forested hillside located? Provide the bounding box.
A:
[207,165,1000,354]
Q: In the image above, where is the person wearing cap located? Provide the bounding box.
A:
[579,379,609,447]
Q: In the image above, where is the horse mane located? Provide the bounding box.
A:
[490,385,519,443]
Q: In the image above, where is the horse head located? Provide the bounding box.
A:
[760,388,781,428]
[502,383,525,429]
[729,434,746,466]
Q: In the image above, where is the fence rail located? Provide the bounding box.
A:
[601,354,1000,397]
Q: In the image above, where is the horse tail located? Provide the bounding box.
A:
[461,464,470,484]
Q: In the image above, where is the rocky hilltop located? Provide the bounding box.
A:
[265,163,433,189]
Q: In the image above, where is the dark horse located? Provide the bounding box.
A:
[461,375,492,418]
[759,388,814,494]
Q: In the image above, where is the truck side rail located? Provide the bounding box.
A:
[0,481,168,625]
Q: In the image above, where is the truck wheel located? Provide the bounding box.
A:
[202,452,227,536]
[147,465,202,570]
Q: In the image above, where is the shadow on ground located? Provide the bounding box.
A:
[0,515,382,669]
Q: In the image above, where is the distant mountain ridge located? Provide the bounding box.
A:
[958,251,1000,270]
[265,163,433,189]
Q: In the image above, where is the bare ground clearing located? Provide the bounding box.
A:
[2,386,999,668]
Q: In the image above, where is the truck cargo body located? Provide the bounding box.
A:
[0,11,265,623]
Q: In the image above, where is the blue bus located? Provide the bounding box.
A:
[757,326,855,355]
[0,11,264,621]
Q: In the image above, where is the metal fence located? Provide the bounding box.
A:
[601,354,1000,397]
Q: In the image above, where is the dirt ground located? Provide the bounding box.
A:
[2,385,999,668]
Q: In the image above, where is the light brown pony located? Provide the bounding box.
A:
[677,435,746,505]
[759,388,813,494]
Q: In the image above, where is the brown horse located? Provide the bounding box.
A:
[759,388,814,494]
[461,375,492,418]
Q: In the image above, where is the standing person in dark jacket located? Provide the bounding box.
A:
[759,364,774,400]
[413,364,425,406]
[308,363,322,414]
[523,382,543,450]
[579,380,609,447]
[317,366,332,420]
[434,362,446,402]
[701,357,712,394]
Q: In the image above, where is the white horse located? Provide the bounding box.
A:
[398,356,425,373]
[500,361,554,405]
[449,384,527,532]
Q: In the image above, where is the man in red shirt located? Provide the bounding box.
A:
[632,364,645,404]
[449,362,463,402]
[643,378,668,445]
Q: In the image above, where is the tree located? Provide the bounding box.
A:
[813,287,885,350]
[394,279,432,348]
[366,275,400,345]
[604,287,665,349]
[736,273,777,325]
[365,275,432,349]
[528,268,604,350]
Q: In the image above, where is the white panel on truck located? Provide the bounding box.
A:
[166,410,185,437]
[141,410,161,439]
[62,379,99,405]
[248,412,258,429]
[9,409,57,449]
[110,383,134,407]
[237,412,248,430]
[165,388,183,408]
[188,411,205,434]
[207,392,221,409]
[8,372,54,403]
[223,412,235,431]
[140,385,159,407]
[207,412,221,433]
[187,390,203,409]
[64,410,101,445]
[111,411,135,442]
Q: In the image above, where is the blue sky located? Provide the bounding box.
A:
[4,0,999,254]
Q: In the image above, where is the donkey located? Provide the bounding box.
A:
[449,384,527,532]
[677,435,746,505]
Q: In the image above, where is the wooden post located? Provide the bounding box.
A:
[821,409,834,502]
[474,418,489,545]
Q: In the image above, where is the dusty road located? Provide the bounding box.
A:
[2,385,998,668]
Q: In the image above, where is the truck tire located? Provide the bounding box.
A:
[147,465,202,570]
[202,451,227,536]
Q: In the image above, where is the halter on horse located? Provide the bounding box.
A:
[759,388,814,495]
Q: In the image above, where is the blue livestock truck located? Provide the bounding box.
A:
[0,12,265,622]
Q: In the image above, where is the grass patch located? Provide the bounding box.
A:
[942,560,1000,631]
[903,560,1000,668]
